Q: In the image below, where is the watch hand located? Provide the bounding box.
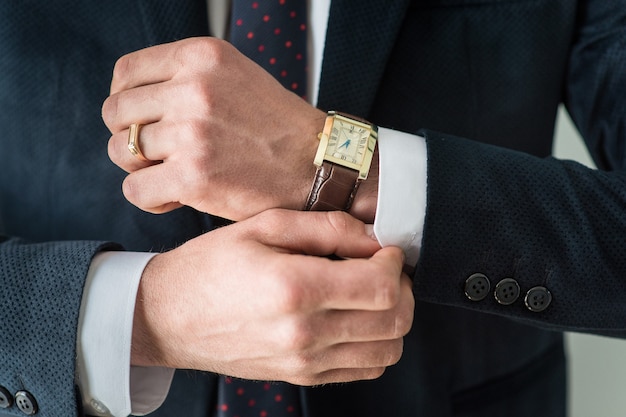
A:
[338,139,351,149]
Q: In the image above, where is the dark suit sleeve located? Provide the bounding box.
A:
[411,0,626,336]
[0,237,120,417]
[413,131,626,334]
[564,0,626,172]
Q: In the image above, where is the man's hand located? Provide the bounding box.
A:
[103,37,327,221]
[132,209,414,385]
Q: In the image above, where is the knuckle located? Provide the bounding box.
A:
[272,275,306,315]
[174,39,200,65]
[361,367,386,381]
[276,351,321,386]
[373,275,400,310]
[112,54,132,84]
[283,321,315,352]
[122,175,145,208]
[327,368,385,384]
[286,351,316,375]
[323,211,351,237]
[183,152,210,184]
[288,373,318,387]
[384,339,404,366]
[177,38,231,73]
[171,127,213,179]
[393,310,414,339]
[101,94,120,128]
[361,341,403,370]
[257,208,286,229]
[179,37,217,60]
[184,79,215,118]
[107,135,124,164]
[297,367,388,385]
[179,121,212,156]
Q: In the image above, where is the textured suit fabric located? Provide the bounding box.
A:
[0,2,216,417]
[1,0,625,417]
[0,238,116,417]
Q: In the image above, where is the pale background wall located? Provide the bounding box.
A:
[553,106,626,417]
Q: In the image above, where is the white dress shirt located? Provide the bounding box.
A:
[76,1,427,415]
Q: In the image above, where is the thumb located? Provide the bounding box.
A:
[249,209,381,258]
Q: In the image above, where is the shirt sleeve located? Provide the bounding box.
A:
[76,251,174,417]
[373,127,428,267]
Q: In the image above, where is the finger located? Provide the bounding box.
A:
[251,210,381,259]
[276,284,413,355]
[323,338,404,371]
[299,247,405,311]
[278,339,403,386]
[121,164,185,214]
[102,83,169,133]
[108,122,181,172]
[108,129,154,174]
[271,246,406,312]
[229,365,388,387]
[308,366,387,385]
[110,41,182,94]
[314,276,414,344]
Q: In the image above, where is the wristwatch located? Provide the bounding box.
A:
[304,111,378,211]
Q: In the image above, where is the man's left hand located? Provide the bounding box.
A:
[104,37,326,221]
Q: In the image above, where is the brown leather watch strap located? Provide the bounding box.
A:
[304,161,361,211]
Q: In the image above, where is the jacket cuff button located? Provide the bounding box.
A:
[464,273,491,301]
[0,386,12,409]
[524,286,552,312]
[494,278,521,305]
[15,390,38,415]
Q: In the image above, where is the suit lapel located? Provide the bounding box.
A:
[316,0,412,117]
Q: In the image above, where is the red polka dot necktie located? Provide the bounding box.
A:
[216,376,301,417]
[230,0,308,99]
[220,6,307,417]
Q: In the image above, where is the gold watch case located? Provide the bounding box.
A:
[313,111,378,180]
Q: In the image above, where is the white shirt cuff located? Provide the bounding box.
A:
[374,128,427,267]
[76,251,174,416]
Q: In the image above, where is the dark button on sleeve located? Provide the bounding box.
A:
[494,278,521,305]
[465,273,491,301]
[524,286,552,312]
[0,385,12,408]
[15,390,38,415]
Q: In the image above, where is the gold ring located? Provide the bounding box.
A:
[128,123,148,161]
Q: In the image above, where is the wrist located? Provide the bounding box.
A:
[303,111,378,212]
[294,108,327,209]
[131,254,167,368]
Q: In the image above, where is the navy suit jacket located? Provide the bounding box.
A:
[1,0,625,416]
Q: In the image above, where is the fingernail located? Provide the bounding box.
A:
[364,224,377,240]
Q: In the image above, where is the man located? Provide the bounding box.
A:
[2,1,626,417]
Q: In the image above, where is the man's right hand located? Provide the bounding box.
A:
[131,209,414,386]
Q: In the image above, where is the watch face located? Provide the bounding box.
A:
[312,113,377,180]
[326,119,370,165]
